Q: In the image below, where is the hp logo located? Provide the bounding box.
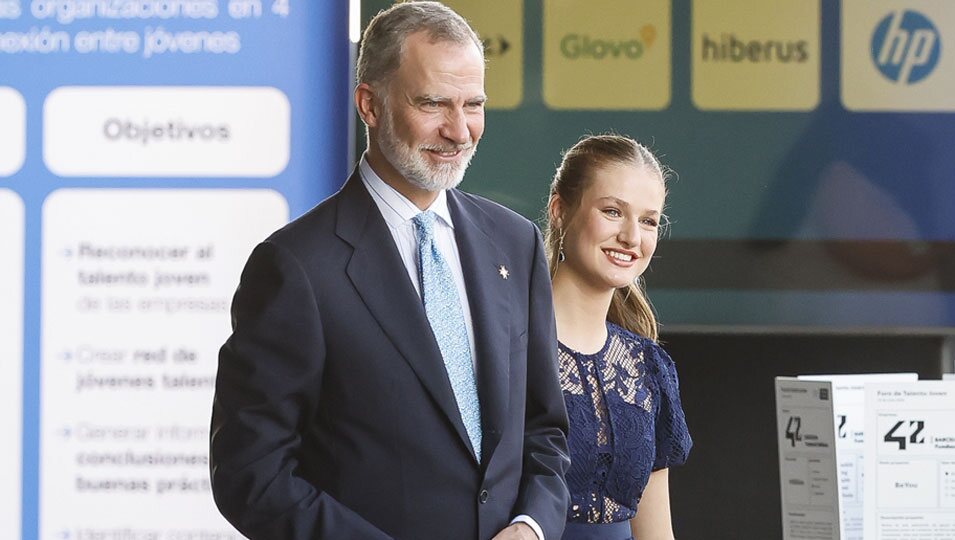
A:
[871,10,941,84]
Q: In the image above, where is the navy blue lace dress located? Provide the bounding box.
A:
[559,322,692,540]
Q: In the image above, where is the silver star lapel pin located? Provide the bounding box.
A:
[498,265,509,280]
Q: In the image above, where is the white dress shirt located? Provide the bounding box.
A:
[358,156,477,364]
[358,156,546,540]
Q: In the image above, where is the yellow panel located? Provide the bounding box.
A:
[542,0,672,110]
[842,0,953,112]
[442,0,524,109]
[692,0,820,111]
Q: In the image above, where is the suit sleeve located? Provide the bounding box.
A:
[210,241,391,540]
[512,227,571,540]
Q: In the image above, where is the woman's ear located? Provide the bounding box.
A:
[547,194,565,230]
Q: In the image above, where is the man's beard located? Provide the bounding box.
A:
[377,107,478,192]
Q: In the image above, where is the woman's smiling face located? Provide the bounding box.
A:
[560,163,665,292]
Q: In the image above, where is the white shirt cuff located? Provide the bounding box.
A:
[510,515,544,540]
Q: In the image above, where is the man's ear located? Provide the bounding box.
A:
[355,82,381,128]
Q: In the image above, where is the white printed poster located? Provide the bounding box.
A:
[776,377,841,540]
[864,381,955,540]
[40,189,287,539]
[799,373,918,540]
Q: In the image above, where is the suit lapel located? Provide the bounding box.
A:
[447,190,511,468]
[337,172,475,459]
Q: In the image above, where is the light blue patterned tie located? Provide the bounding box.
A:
[412,211,482,462]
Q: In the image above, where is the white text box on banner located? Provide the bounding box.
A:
[40,188,288,539]
[44,87,290,177]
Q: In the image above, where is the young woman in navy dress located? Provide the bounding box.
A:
[545,135,692,540]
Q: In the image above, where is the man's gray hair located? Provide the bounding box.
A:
[356,1,484,89]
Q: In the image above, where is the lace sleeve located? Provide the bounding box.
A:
[649,344,692,470]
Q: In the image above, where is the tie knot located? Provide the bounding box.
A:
[412,211,437,241]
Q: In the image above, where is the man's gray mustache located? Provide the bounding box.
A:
[419,143,475,153]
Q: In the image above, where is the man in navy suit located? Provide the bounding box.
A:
[210,2,570,539]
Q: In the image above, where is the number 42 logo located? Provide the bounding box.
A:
[785,416,802,447]
[884,420,925,450]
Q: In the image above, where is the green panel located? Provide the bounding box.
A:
[356,1,955,330]
[359,0,810,238]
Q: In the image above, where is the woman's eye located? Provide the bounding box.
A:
[602,208,621,218]
[641,218,659,227]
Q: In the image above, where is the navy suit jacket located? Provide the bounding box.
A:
[210,171,570,539]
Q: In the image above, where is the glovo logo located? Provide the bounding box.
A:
[871,10,941,84]
[560,25,657,60]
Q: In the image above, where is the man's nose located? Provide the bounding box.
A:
[440,107,470,145]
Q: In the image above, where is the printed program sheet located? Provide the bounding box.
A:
[864,381,955,540]
[799,374,918,540]
[776,377,840,540]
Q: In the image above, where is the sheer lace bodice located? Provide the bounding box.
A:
[559,322,692,524]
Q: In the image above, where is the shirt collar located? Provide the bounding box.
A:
[359,154,454,230]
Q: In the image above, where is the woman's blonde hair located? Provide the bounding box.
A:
[544,134,669,341]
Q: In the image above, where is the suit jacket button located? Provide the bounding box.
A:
[479,489,489,504]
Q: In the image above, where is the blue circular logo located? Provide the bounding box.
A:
[870,10,941,84]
